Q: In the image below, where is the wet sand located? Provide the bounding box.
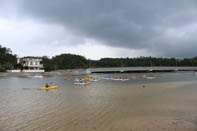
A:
[112,116,197,131]
[1,78,197,130]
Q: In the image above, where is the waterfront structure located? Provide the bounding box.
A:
[16,57,44,72]
[87,67,197,73]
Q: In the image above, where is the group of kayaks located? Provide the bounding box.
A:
[66,74,156,85]
[73,77,100,85]
[130,74,156,80]
[40,74,156,90]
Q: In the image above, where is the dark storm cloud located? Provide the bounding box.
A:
[19,0,197,57]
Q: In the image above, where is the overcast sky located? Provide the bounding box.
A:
[0,0,197,59]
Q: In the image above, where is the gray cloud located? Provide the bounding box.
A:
[17,0,197,57]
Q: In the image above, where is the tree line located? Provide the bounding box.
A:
[43,55,197,71]
[89,57,197,68]
[42,54,89,71]
[1,44,197,72]
[0,45,17,72]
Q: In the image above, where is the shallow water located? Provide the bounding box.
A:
[0,72,197,130]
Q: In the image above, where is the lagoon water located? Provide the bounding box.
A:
[1,72,197,130]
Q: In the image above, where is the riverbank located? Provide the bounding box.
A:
[0,69,88,77]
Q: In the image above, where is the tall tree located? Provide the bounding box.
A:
[0,45,17,72]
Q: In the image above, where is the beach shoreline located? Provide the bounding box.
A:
[0,69,89,77]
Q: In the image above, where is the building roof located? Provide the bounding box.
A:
[21,56,42,59]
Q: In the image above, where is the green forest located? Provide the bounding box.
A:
[42,54,89,71]
[1,44,197,72]
[41,54,197,71]
[0,45,17,72]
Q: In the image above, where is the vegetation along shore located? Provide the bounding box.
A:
[1,44,197,73]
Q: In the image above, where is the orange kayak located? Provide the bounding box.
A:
[64,78,71,80]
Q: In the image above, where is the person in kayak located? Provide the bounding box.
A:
[45,83,49,88]
[79,79,84,83]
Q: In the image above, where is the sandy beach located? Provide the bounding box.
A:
[111,116,197,131]
[105,81,197,131]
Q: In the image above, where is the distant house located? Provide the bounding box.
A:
[16,57,45,72]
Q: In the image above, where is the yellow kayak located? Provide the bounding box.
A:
[40,86,58,90]
[83,78,93,81]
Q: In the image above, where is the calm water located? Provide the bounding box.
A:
[0,72,197,130]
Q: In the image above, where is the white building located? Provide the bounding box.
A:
[17,57,44,72]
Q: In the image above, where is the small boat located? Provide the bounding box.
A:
[146,76,156,80]
[130,75,136,79]
[74,78,85,82]
[121,78,129,81]
[138,74,147,78]
[64,78,71,80]
[83,78,93,81]
[74,79,80,82]
[29,74,43,78]
[74,82,89,85]
[112,78,129,81]
[89,79,100,82]
[101,77,113,80]
[40,86,58,90]
[35,75,43,78]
